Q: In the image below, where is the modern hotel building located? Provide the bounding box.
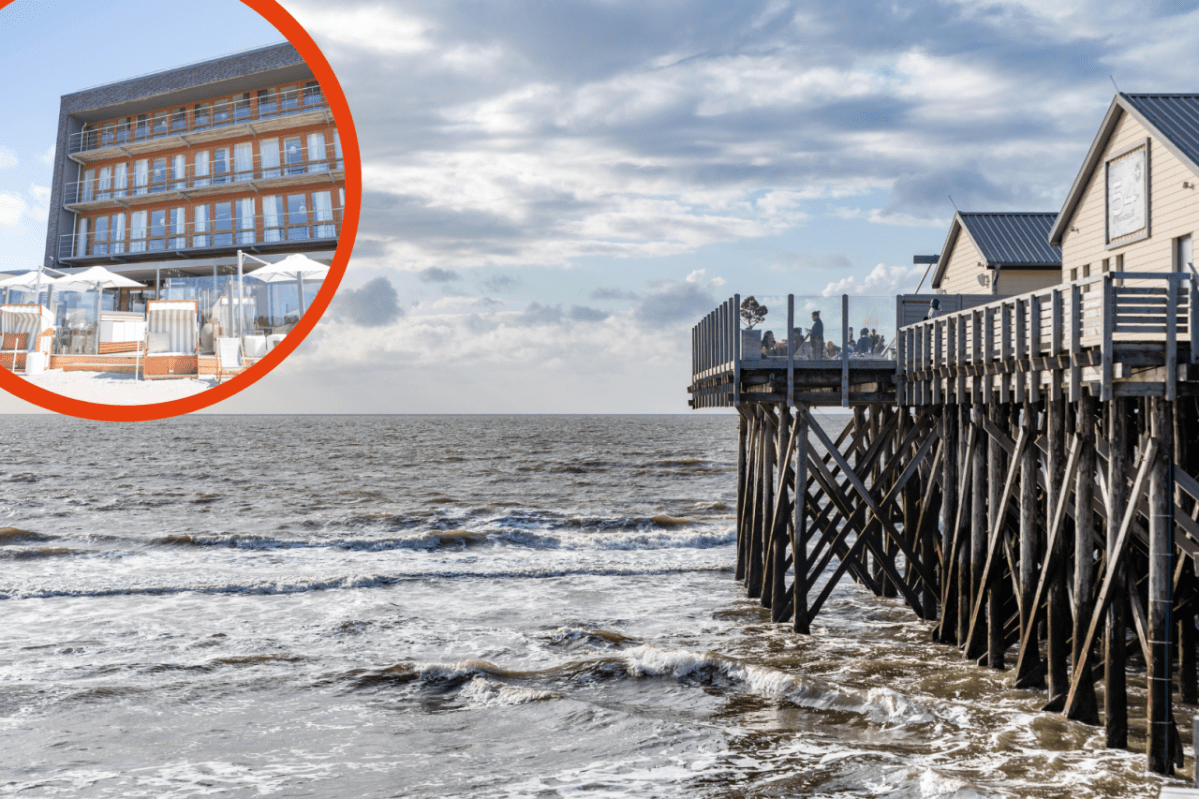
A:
[32,42,344,370]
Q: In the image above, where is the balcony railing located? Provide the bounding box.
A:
[59,209,344,260]
[69,85,328,155]
[66,150,344,206]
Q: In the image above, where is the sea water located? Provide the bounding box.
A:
[0,414,1183,797]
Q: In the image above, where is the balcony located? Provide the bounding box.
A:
[65,150,344,211]
[58,208,344,263]
[68,87,333,163]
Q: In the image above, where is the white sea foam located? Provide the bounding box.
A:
[460,676,561,706]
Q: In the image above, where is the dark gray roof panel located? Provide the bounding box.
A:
[1121,94,1199,169]
[958,212,1061,266]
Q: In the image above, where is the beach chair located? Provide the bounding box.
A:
[143,300,198,379]
[215,336,242,382]
[0,305,54,373]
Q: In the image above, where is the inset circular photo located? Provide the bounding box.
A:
[0,0,359,420]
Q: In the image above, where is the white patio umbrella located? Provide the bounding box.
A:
[242,252,329,324]
[0,269,66,337]
[54,267,146,355]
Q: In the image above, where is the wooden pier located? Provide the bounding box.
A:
[691,275,1199,775]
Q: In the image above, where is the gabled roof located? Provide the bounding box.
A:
[1049,93,1199,246]
[931,212,1061,288]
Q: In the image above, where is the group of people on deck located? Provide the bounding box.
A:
[760,310,887,360]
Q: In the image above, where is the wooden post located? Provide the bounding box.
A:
[1046,398,1069,700]
[957,401,973,645]
[793,403,810,634]
[1105,396,1129,747]
[756,406,778,606]
[747,407,766,599]
[1070,393,1100,723]
[939,405,959,640]
[735,409,749,582]
[1147,396,1175,775]
[966,399,987,659]
[987,401,1006,669]
[1017,400,1043,686]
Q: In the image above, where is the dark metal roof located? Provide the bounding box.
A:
[958,212,1061,267]
[1121,94,1199,169]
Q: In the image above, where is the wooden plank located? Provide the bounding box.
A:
[1070,284,1082,403]
[1167,282,1178,401]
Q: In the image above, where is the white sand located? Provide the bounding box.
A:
[18,369,218,405]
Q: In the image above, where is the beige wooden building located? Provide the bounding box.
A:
[1049,93,1199,282]
[931,212,1061,295]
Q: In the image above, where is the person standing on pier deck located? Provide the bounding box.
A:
[810,311,824,360]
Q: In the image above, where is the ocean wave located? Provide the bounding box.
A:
[0,565,729,601]
[0,527,55,545]
[459,676,561,706]
[0,546,81,560]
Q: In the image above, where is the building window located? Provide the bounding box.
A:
[149,209,167,250]
[76,218,88,258]
[1070,267,1077,282]
[213,148,230,184]
[284,137,304,175]
[151,158,168,193]
[213,98,231,126]
[263,195,283,242]
[214,202,233,246]
[280,85,299,114]
[307,132,327,172]
[170,208,186,249]
[257,88,277,117]
[287,193,308,240]
[172,155,186,190]
[112,212,126,254]
[1102,258,1110,273]
[152,110,168,136]
[234,142,254,182]
[171,107,187,132]
[233,93,252,121]
[1177,234,1193,272]
[133,159,149,195]
[130,211,147,253]
[334,131,342,169]
[260,138,280,178]
[81,168,95,203]
[194,151,210,187]
[194,103,210,129]
[135,114,148,139]
[101,122,114,146]
[114,163,128,198]
[93,216,109,256]
[194,205,209,248]
[303,80,322,107]
[97,166,112,200]
[313,191,334,238]
[116,118,130,144]
[238,198,256,244]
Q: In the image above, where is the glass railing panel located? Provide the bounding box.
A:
[845,295,896,360]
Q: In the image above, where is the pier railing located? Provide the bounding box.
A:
[898,272,1199,405]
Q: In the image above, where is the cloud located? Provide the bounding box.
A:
[0,192,27,226]
[634,279,718,329]
[330,276,403,326]
[0,146,16,169]
[770,253,853,272]
[481,274,519,292]
[515,302,563,326]
[37,145,54,166]
[591,287,640,300]
[419,266,461,282]
[568,305,609,322]
[822,263,925,296]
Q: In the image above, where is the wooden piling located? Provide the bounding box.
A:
[1069,392,1100,724]
[1106,396,1129,747]
[1046,398,1070,702]
[1147,396,1174,775]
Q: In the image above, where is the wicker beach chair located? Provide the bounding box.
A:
[0,305,54,372]
[143,300,199,379]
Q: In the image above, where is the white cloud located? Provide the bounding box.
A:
[287,3,433,54]
[0,146,16,170]
[38,145,54,166]
[0,192,28,226]
[822,263,925,296]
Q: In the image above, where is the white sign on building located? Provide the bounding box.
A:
[1107,145,1147,241]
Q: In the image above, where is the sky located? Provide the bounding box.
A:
[2,0,1199,413]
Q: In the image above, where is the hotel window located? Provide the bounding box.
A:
[213,148,230,185]
[339,187,344,210]
[1070,267,1077,282]
[287,193,308,240]
[130,211,147,253]
[172,107,187,132]
[214,202,233,246]
[92,216,109,256]
[334,131,342,169]
[149,209,167,251]
[284,137,304,175]
[1102,258,1110,273]
[97,166,112,200]
[193,205,209,248]
[280,84,298,113]
[313,191,334,238]
[114,163,128,198]
[307,133,327,172]
[117,117,130,143]
[260,138,280,178]
[112,212,126,255]
[233,92,252,121]
[213,98,231,126]
[303,80,322,107]
[135,114,148,139]
[101,122,114,145]
[151,158,168,193]
[172,155,186,190]
[257,88,277,117]
[152,110,168,136]
[234,142,254,182]
[1177,234,1193,272]
[81,168,95,203]
[170,208,186,249]
[194,151,210,187]
[238,198,256,244]
[193,102,210,129]
[81,124,96,151]
[262,195,283,242]
[75,218,88,257]
[133,159,149,195]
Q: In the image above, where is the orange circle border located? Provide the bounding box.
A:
[0,0,361,422]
